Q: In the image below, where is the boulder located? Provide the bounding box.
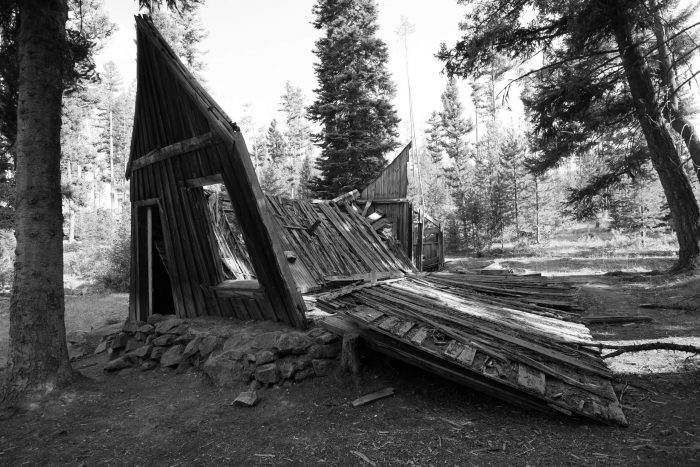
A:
[153,334,176,346]
[122,321,142,334]
[137,323,155,334]
[155,317,184,335]
[183,336,204,358]
[160,344,185,367]
[312,359,337,377]
[140,360,158,371]
[294,367,315,382]
[66,330,88,345]
[314,332,340,345]
[295,355,313,370]
[170,324,190,336]
[125,338,145,352]
[251,331,283,350]
[104,356,133,372]
[233,390,259,407]
[308,342,341,359]
[198,335,220,358]
[278,359,296,379]
[222,333,254,353]
[174,333,193,345]
[110,332,130,350]
[275,333,312,355]
[147,313,168,325]
[150,346,166,361]
[127,344,152,359]
[254,350,277,365]
[203,351,254,386]
[255,363,279,385]
[93,339,108,355]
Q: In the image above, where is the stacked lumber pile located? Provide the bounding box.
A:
[318,275,628,426]
[425,272,584,314]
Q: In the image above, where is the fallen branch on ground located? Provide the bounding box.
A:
[585,342,700,359]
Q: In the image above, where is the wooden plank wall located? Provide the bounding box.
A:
[360,142,411,201]
[127,16,306,328]
[364,201,412,258]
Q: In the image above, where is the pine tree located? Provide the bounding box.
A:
[424,111,444,165]
[280,81,312,161]
[266,119,286,163]
[298,155,314,199]
[439,77,471,161]
[308,0,400,198]
[151,2,208,77]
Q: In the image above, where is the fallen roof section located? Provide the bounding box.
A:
[317,274,628,426]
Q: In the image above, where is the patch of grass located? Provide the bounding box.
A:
[0,294,128,367]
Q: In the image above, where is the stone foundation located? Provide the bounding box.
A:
[101,315,341,388]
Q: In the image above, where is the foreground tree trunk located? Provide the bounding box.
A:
[3,0,72,403]
[611,3,700,272]
[649,2,700,185]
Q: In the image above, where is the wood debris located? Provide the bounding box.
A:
[352,387,395,407]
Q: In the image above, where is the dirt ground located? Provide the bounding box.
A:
[1,258,699,466]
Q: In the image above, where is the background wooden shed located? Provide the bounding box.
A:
[359,143,444,271]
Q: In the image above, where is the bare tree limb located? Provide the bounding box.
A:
[583,342,700,359]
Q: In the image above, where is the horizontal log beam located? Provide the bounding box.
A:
[130,131,221,172]
[357,198,409,204]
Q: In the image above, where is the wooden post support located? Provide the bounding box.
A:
[340,332,362,386]
[415,220,424,272]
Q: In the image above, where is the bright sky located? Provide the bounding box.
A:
[97,0,698,147]
[97,0,472,146]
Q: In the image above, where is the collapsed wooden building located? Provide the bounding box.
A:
[126,15,627,426]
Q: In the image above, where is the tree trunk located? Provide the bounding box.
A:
[3,0,72,403]
[650,1,700,185]
[611,4,700,271]
[534,175,540,244]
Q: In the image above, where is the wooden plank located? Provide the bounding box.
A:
[444,341,464,359]
[351,387,395,407]
[457,346,477,365]
[130,131,220,172]
[378,316,400,332]
[349,305,384,323]
[132,197,160,207]
[393,321,414,337]
[517,364,546,396]
[410,327,428,346]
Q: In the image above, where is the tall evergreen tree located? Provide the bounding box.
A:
[151,1,208,77]
[424,111,444,165]
[266,119,286,163]
[280,81,312,161]
[0,0,192,405]
[439,77,471,162]
[308,0,400,198]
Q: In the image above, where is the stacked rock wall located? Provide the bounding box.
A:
[102,315,342,388]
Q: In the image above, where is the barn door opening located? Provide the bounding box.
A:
[136,203,175,321]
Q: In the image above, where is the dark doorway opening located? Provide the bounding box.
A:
[136,204,175,320]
